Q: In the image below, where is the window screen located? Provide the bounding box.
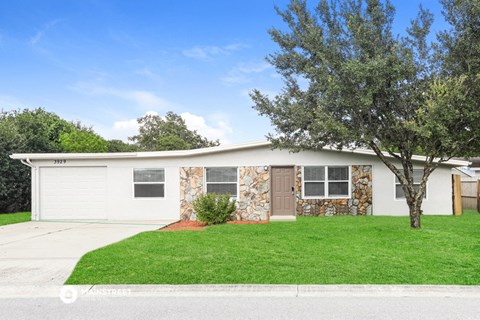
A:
[304,182,325,197]
[304,166,325,197]
[395,169,426,199]
[205,167,238,197]
[133,169,165,198]
[303,166,350,198]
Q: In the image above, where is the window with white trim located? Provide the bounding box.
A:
[395,169,427,199]
[205,167,238,198]
[133,169,165,198]
[303,166,350,198]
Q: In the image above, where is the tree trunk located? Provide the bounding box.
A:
[409,201,421,229]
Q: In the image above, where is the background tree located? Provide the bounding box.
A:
[430,0,480,160]
[0,119,28,213]
[251,0,480,228]
[107,139,138,152]
[0,108,73,212]
[10,108,74,153]
[59,127,109,153]
[0,108,112,212]
[129,111,219,151]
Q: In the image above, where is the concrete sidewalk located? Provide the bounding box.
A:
[0,220,173,286]
[2,284,480,299]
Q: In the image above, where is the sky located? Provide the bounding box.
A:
[0,0,449,145]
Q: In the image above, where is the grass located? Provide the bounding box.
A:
[0,212,31,226]
[67,210,480,285]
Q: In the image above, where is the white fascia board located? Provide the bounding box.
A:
[9,141,272,161]
[9,152,138,160]
[9,140,468,167]
[332,147,469,167]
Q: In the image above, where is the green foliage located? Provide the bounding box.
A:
[8,108,74,153]
[129,111,219,151]
[0,119,29,212]
[251,0,480,228]
[0,108,109,212]
[107,139,138,152]
[0,108,75,212]
[192,193,236,225]
[59,129,109,153]
[156,135,191,151]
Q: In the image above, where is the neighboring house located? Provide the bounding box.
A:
[10,141,467,221]
[453,166,480,181]
[453,157,480,182]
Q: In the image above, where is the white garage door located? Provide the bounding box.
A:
[39,167,107,220]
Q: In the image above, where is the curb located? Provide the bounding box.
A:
[2,284,480,299]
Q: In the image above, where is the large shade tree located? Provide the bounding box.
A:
[129,112,219,151]
[0,108,113,212]
[251,0,480,228]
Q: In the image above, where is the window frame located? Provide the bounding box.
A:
[393,169,428,201]
[204,166,239,199]
[302,166,351,199]
[132,168,166,199]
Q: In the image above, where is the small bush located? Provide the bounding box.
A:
[193,193,236,225]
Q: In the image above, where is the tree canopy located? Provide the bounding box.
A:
[107,139,138,152]
[128,111,219,151]
[0,108,75,212]
[0,108,126,212]
[0,108,218,212]
[59,127,109,153]
[251,0,480,228]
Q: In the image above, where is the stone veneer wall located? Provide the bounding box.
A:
[237,166,270,221]
[179,167,204,221]
[179,166,271,221]
[295,165,372,216]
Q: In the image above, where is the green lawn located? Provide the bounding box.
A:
[67,210,480,285]
[0,212,31,226]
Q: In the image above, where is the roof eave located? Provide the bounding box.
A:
[9,140,468,167]
[9,140,272,161]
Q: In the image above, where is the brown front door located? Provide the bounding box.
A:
[271,166,295,216]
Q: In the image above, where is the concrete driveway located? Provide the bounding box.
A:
[0,220,174,286]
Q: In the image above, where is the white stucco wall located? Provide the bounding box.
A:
[30,159,180,220]
[28,145,455,220]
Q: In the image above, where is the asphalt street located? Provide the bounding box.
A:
[1,296,479,320]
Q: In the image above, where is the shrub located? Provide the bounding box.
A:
[193,193,236,225]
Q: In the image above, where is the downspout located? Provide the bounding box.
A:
[19,158,38,221]
[20,158,34,169]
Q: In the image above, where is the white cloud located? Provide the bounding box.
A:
[135,67,156,78]
[236,62,271,74]
[113,118,138,130]
[180,112,233,144]
[72,81,171,110]
[182,43,248,61]
[221,62,272,86]
[221,75,250,85]
[102,111,233,144]
[96,111,159,141]
[126,91,167,109]
[30,19,61,46]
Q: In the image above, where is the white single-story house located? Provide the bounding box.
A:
[11,141,467,221]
